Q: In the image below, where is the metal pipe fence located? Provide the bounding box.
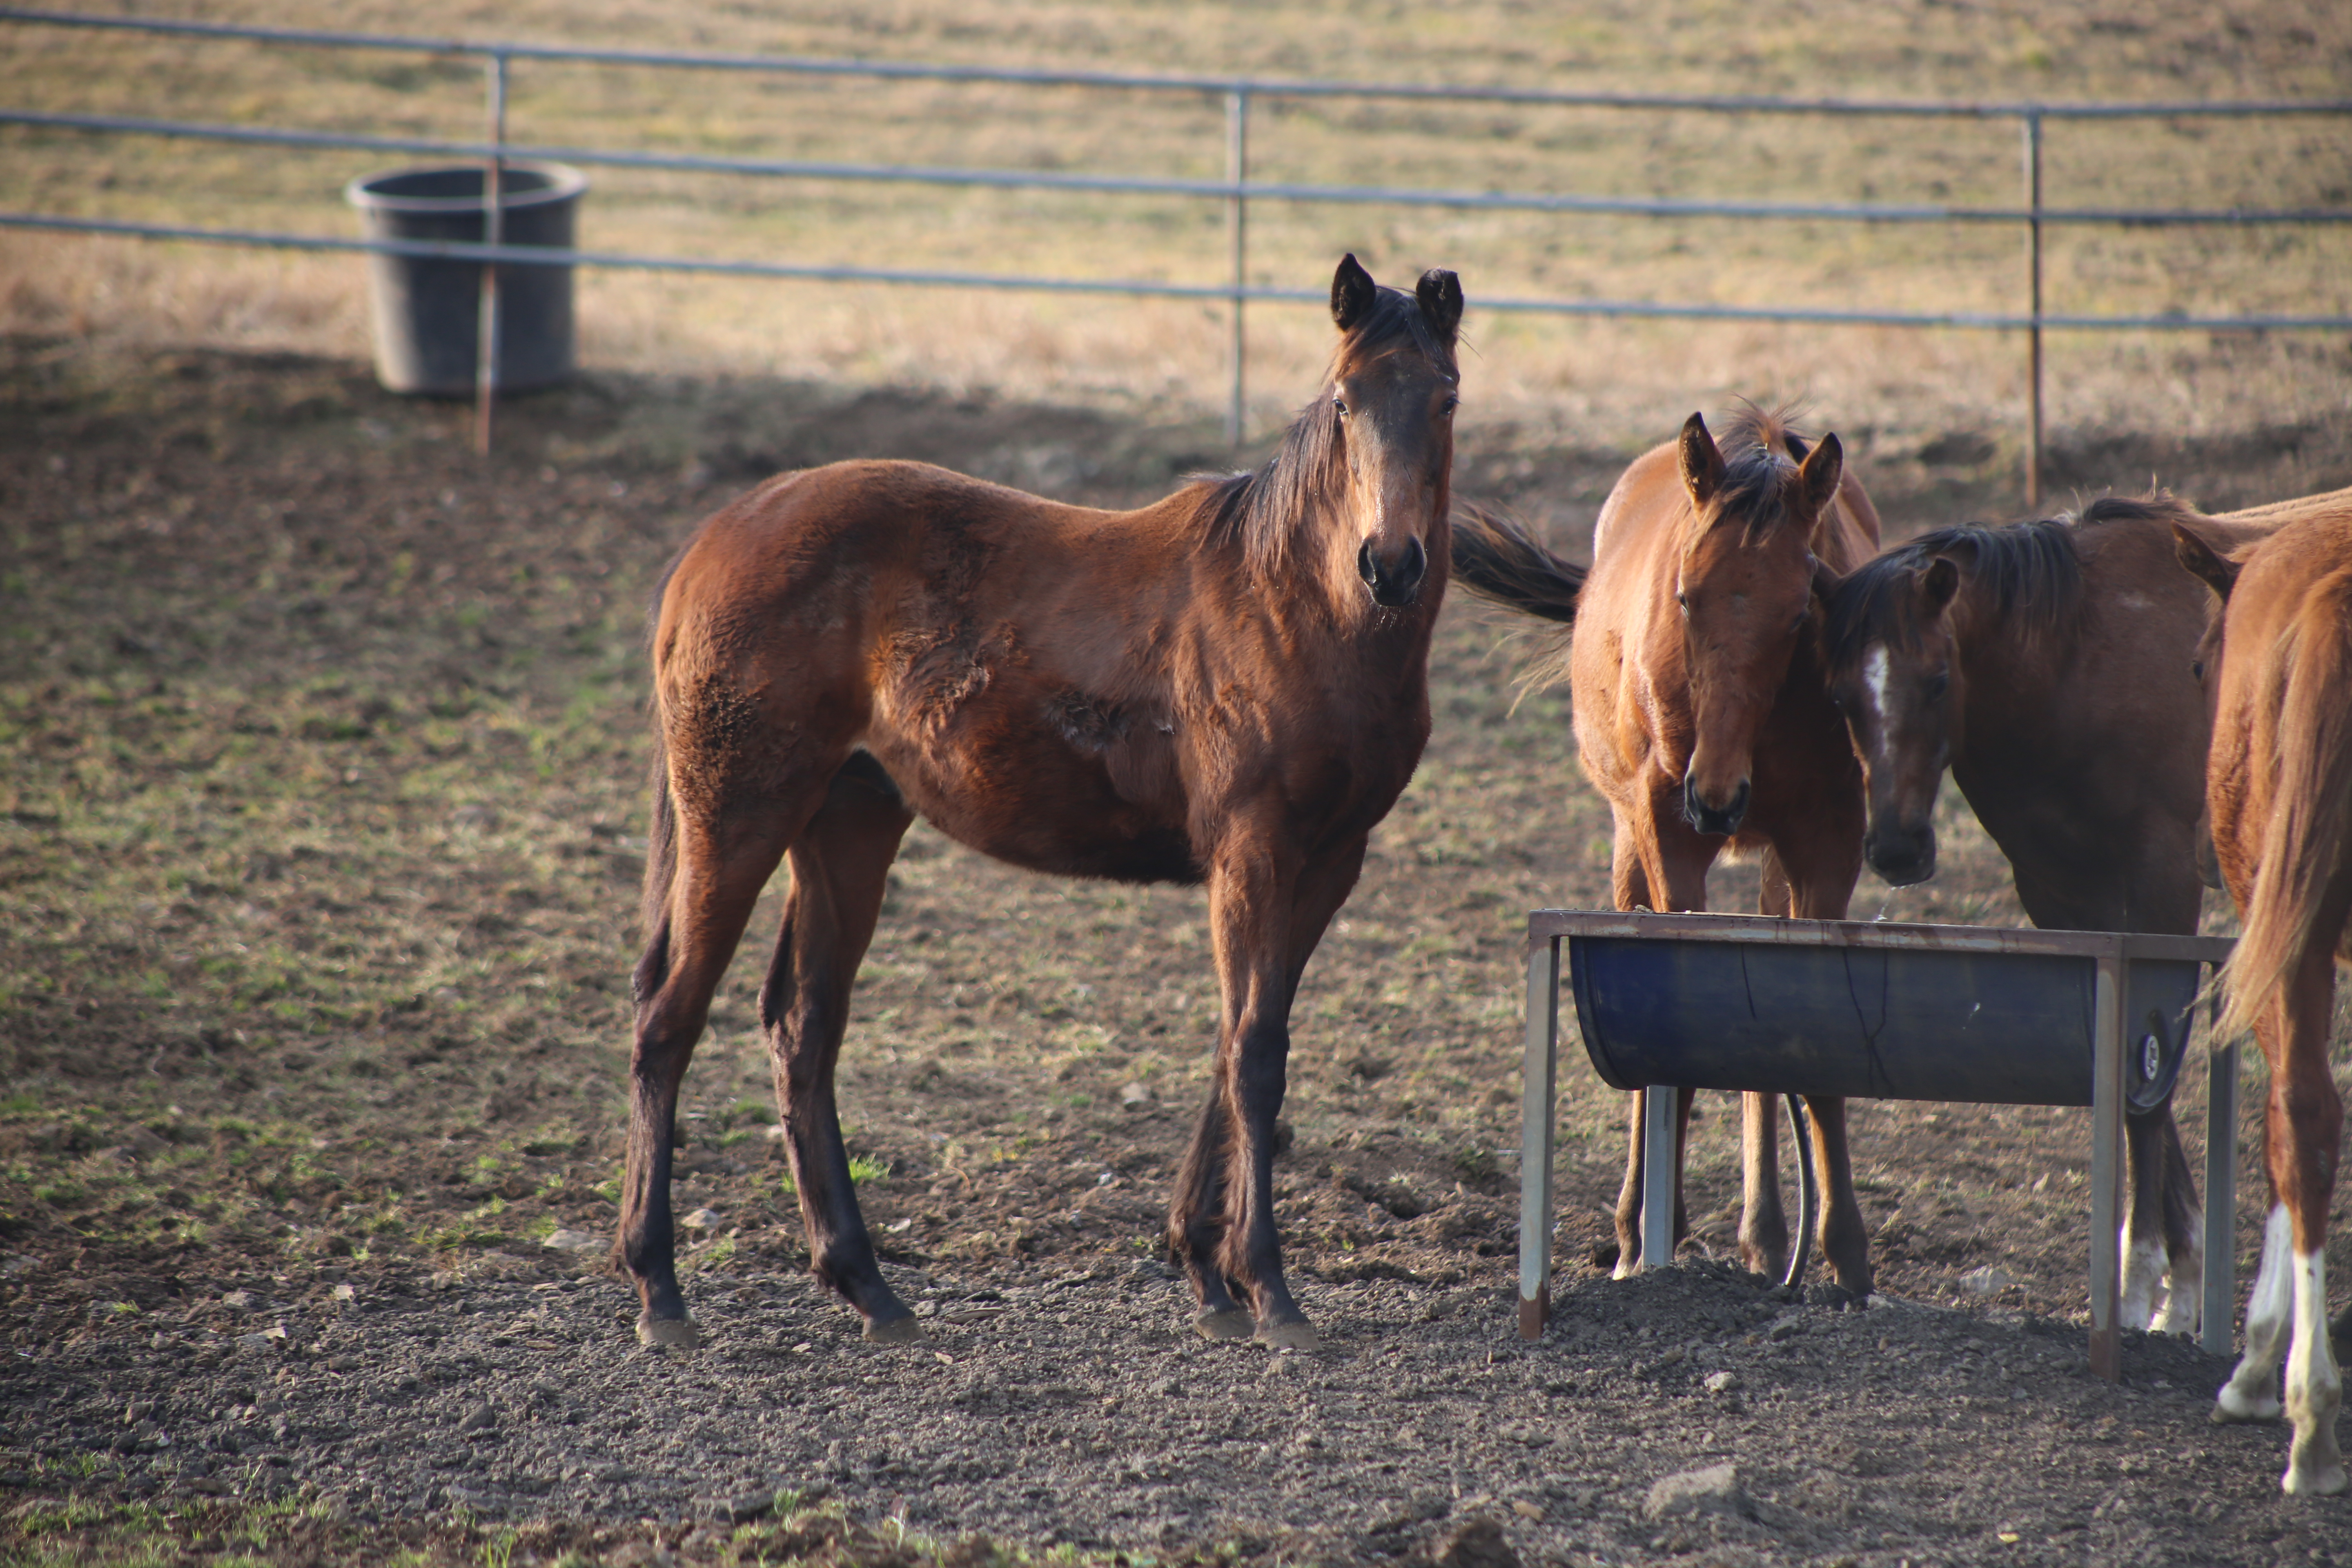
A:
[5,6,2349,495]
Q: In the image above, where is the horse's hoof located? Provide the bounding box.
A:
[2282,1461,2350,1496]
[862,1314,925,1345]
[2212,1392,2283,1425]
[635,1313,701,1350]
[1256,1318,1319,1351]
[1193,1308,1254,1342]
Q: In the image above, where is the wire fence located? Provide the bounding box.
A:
[4,6,2350,492]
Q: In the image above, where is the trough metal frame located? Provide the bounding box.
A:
[1516,909,2237,1381]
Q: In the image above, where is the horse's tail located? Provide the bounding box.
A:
[633,552,687,1005]
[2214,562,2352,1043]
[1449,502,1585,624]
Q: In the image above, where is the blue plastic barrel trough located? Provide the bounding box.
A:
[1570,935,2200,1112]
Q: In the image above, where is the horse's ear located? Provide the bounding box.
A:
[1918,555,1960,615]
[1332,254,1378,332]
[1795,430,1844,521]
[2172,523,2241,603]
[1416,269,1463,344]
[1679,413,1724,511]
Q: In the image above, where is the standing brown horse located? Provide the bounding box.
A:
[2176,506,2352,1495]
[620,256,1463,1350]
[1454,407,1881,1293]
[1815,488,2343,1335]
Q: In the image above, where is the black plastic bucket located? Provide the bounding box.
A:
[344,162,586,396]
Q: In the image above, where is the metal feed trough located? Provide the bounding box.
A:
[1515,911,2238,1379]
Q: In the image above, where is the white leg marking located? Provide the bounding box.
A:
[2121,1233,2167,1332]
[2217,1206,2292,1423]
[2283,1249,2348,1495]
[2151,1216,2204,1338]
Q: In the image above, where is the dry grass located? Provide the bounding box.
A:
[3,0,2349,468]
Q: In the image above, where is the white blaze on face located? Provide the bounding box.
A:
[1861,643,1893,766]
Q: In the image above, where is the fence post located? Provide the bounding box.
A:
[2020,109,2044,510]
[1225,87,1248,451]
[474,49,508,459]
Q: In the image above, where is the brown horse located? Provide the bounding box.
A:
[619,256,1463,1350]
[1454,407,1881,1293]
[2175,506,2352,1495]
[1815,488,2342,1335]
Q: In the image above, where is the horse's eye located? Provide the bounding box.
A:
[1675,590,1689,613]
[1924,671,1950,701]
[2190,659,2204,681]
[1440,394,1459,414]
[1332,396,1349,416]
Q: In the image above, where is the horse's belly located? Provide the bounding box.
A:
[860,715,1201,885]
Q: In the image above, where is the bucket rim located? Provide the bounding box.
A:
[343,160,588,214]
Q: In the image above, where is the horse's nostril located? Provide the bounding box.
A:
[1357,540,1379,586]
[1399,535,1428,586]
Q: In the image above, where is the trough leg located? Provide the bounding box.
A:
[1519,933,1561,1339]
[2089,952,2125,1381]
[1640,1087,1681,1272]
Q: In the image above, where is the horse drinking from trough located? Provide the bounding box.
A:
[1814,487,2346,1335]
[1453,407,1881,1293]
[619,256,1463,1350]
[2175,504,2352,1495]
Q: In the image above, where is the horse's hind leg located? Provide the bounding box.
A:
[622,806,795,1348]
[2276,946,2345,1494]
[2122,1100,2203,1335]
[758,752,919,1343]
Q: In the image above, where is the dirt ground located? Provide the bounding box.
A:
[5,336,2352,1566]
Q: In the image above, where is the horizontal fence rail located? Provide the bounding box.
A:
[4,6,2350,489]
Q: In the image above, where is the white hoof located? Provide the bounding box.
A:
[2281,1461,2350,1497]
[2214,1385,2283,1424]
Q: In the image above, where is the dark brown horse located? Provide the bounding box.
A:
[2176,503,2352,1495]
[1815,490,2330,1335]
[1454,407,1881,1294]
[619,256,1463,1350]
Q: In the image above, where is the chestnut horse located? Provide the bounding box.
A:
[2175,505,2352,1495]
[1815,489,2341,1335]
[619,256,1463,1350]
[1454,408,1881,1293]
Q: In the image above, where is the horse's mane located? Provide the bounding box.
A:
[1694,401,1817,546]
[1820,492,2197,671]
[1189,283,1458,579]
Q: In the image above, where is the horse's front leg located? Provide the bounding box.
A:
[1775,825,1873,1299]
[1609,783,1712,1273]
[1170,831,1365,1348]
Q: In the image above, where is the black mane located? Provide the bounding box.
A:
[1818,493,2197,672]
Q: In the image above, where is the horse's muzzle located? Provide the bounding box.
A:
[1682,775,1750,837]
[1865,823,1938,887]
[1359,536,1428,608]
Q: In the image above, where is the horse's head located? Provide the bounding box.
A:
[1326,254,1463,609]
[2173,521,2243,891]
[1673,410,1846,837]
[1820,553,1964,885]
